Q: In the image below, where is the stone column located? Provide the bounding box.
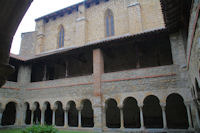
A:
[119,106,124,129]
[64,109,68,128]
[0,105,5,126]
[31,109,34,125]
[41,107,45,125]
[186,103,193,129]
[161,104,167,129]
[52,108,56,126]
[103,106,107,129]
[195,106,200,128]
[139,105,144,129]
[93,49,104,132]
[78,108,82,128]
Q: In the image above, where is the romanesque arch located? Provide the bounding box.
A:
[123,97,140,128]
[166,93,189,129]
[25,102,31,125]
[44,102,52,125]
[105,98,120,128]
[81,99,94,127]
[33,102,41,124]
[1,102,16,126]
[68,101,78,127]
[143,95,163,128]
[55,101,64,126]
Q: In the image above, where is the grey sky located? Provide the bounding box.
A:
[11,0,84,54]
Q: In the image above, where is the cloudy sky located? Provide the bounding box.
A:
[11,0,84,54]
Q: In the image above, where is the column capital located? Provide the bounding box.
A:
[52,107,57,111]
[184,101,192,106]
[77,106,83,111]
[118,105,123,109]
[160,103,166,108]
[138,104,143,108]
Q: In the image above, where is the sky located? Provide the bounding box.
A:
[11,0,84,54]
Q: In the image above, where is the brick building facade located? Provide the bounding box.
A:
[0,0,199,132]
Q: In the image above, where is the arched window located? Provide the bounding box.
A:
[25,102,31,125]
[44,102,52,125]
[68,101,78,127]
[55,101,64,126]
[105,99,120,128]
[105,9,114,37]
[81,99,94,127]
[166,93,189,129]
[123,97,140,128]
[58,25,64,48]
[143,95,163,128]
[33,102,41,124]
[1,102,16,126]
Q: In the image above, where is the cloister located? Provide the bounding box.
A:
[0,93,197,132]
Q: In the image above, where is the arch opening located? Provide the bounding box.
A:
[166,93,189,129]
[25,103,31,125]
[81,99,94,127]
[55,101,64,126]
[45,102,52,125]
[123,97,140,128]
[33,102,41,124]
[143,95,163,128]
[68,101,78,127]
[1,102,16,126]
[106,99,120,128]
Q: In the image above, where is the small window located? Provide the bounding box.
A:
[58,25,64,48]
[105,9,114,37]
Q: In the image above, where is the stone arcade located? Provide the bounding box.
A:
[1,0,200,132]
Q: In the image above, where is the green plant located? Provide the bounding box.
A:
[23,125,58,133]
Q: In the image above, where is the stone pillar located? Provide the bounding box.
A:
[119,106,124,129]
[17,65,31,85]
[102,106,107,129]
[0,105,5,126]
[93,49,104,132]
[75,4,87,46]
[139,105,144,129]
[31,109,34,125]
[161,104,167,129]
[78,108,82,128]
[64,109,68,128]
[41,107,45,125]
[52,108,56,126]
[186,103,193,129]
[127,0,143,34]
[21,103,28,126]
[195,105,200,128]
[169,32,187,66]
[15,103,24,126]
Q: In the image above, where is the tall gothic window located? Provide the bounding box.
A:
[105,9,114,37]
[58,25,64,48]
